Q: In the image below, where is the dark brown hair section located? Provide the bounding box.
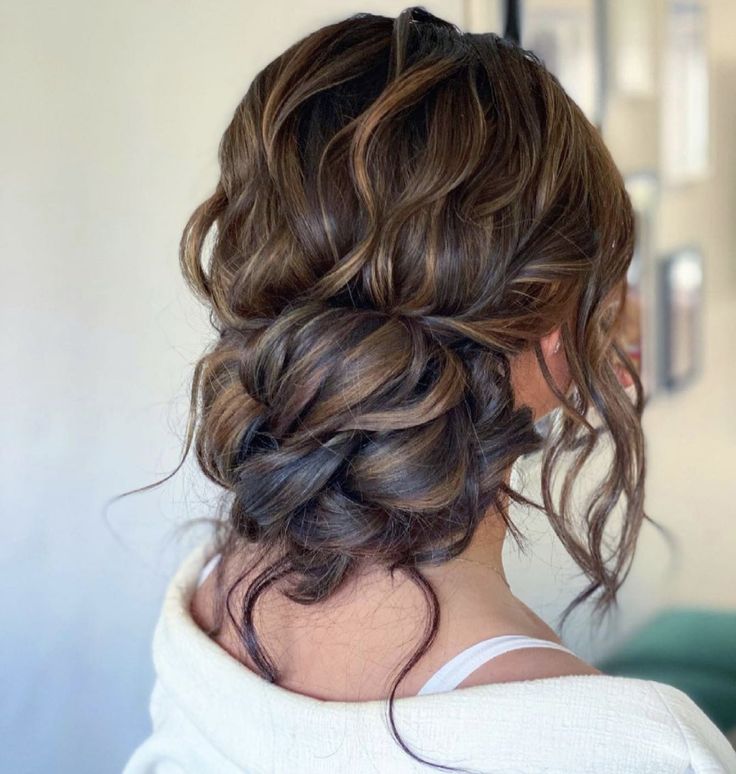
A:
[159,6,662,772]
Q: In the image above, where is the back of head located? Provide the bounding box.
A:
[177,6,645,768]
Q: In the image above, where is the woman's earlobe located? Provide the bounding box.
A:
[540,327,563,358]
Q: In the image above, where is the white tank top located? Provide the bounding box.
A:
[195,552,577,695]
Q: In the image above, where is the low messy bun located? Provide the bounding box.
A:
[169,7,650,772]
[194,300,542,597]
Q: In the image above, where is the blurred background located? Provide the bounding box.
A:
[2,1,734,771]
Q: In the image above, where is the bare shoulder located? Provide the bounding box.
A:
[456,647,603,689]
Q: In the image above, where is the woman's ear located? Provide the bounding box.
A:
[510,326,570,421]
[540,327,562,360]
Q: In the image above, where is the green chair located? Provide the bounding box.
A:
[594,607,736,735]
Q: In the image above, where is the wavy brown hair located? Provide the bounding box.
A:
[141,7,663,772]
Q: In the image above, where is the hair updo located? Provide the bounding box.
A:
[167,6,655,772]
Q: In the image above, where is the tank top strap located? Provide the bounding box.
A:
[416,635,577,696]
[196,551,222,588]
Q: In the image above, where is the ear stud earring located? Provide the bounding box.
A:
[554,341,561,354]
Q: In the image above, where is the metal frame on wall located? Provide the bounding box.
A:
[463,0,608,129]
[466,0,666,416]
[657,246,705,392]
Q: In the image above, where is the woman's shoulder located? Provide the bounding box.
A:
[143,541,736,774]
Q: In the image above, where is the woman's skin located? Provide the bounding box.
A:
[191,327,609,701]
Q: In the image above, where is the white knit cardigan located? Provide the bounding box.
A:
[123,540,736,773]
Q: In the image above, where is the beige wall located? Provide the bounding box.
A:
[2,3,466,772]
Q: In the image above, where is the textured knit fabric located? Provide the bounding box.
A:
[123,539,736,773]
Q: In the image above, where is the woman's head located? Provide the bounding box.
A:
[175,6,648,771]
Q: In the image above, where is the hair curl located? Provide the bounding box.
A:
[141,7,666,772]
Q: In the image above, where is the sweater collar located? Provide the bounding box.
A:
[152,538,685,771]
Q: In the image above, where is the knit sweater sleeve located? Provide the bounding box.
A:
[651,682,736,773]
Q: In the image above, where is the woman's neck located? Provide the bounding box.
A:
[191,495,571,700]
